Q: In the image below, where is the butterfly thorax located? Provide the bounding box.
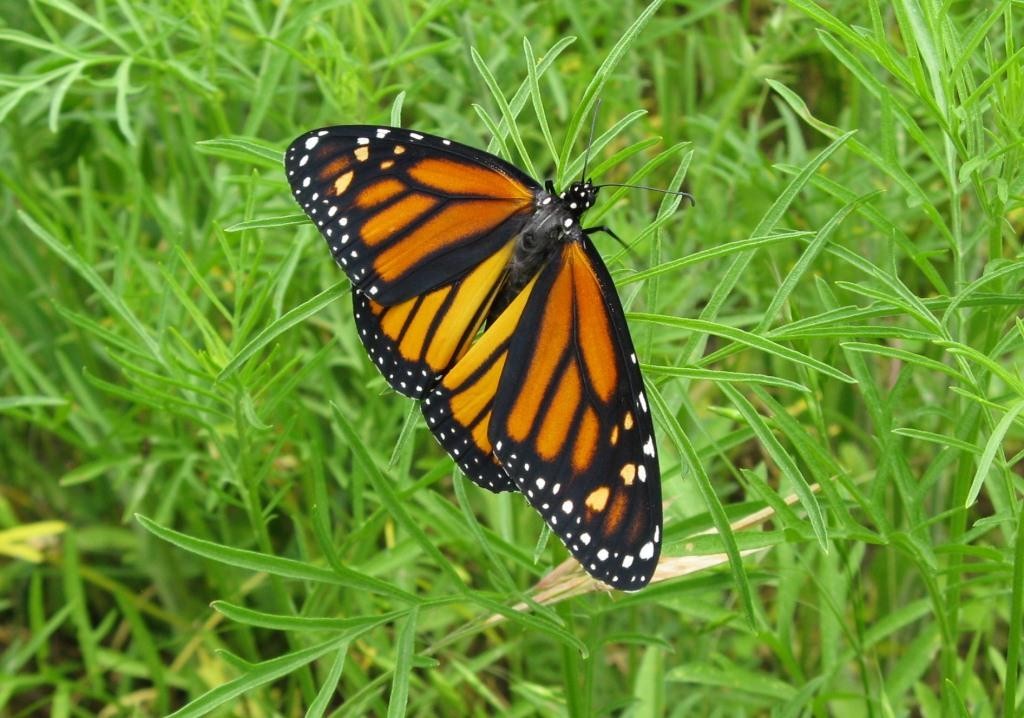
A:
[505,179,598,296]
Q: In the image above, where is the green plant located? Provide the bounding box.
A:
[1,1,1021,715]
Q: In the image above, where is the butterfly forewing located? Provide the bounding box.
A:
[488,238,662,589]
[287,125,541,398]
[285,126,539,304]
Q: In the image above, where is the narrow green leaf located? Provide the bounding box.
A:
[632,314,856,384]
[642,364,810,393]
[167,636,351,718]
[719,383,828,550]
[648,385,755,626]
[113,58,136,146]
[19,211,164,364]
[136,514,416,602]
[966,399,1024,507]
[387,607,419,718]
[218,280,348,380]
[389,91,406,127]
[225,214,308,232]
[0,396,68,411]
[195,137,283,165]
[557,0,665,185]
[471,48,536,178]
[212,601,407,632]
[305,646,349,718]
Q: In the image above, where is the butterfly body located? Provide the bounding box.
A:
[500,179,596,313]
[286,124,662,589]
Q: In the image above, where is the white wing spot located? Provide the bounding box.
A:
[638,465,647,482]
[639,541,654,560]
[299,154,309,167]
[410,132,424,140]
[580,532,591,545]
[302,177,311,187]
[643,437,655,457]
[328,206,337,217]
[535,478,545,490]
[562,218,573,228]
[597,548,609,561]
[304,136,319,150]
[357,137,370,145]
[638,392,648,413]
[622,555,634,569]
[561,500,573,514]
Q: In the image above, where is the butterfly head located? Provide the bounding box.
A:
[560,179,598,219]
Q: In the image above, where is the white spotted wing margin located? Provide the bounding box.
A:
[488,236,662,590]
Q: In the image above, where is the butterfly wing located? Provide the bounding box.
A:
[286,126,541,400]
[421,273,543,493]
[285,126,538,304]
[351,241,514,400]
[488,237,662,589]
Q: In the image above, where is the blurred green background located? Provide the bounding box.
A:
[2,1,1023,715]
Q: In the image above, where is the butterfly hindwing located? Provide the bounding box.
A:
[488,237,662,589]
[285,126,539,304]
[351,241,515,398]
[420,274,542,492]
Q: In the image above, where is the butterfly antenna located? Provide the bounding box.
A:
[581,98,602,181]
[594,183,697,207]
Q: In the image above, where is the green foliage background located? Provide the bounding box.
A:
[1,1,1023,715]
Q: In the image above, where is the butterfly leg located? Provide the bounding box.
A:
[583,225,623,242]
[586,224,638,252]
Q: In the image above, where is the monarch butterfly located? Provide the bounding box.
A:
[285,124,664,589]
